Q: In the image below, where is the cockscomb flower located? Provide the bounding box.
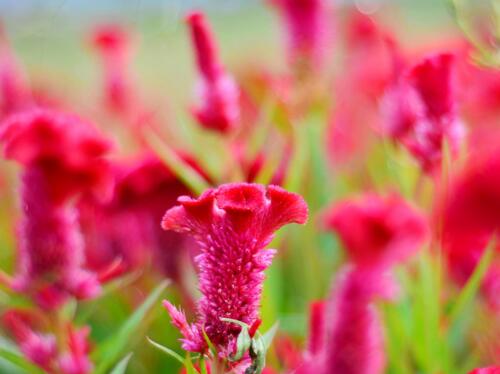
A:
[0,109,113,309]
[440,148,500,308]
[0,24,31,118]
[404,53,465,173]
[3,310,57,371]
[185,11,240,133]
[268,0,329,73]
[91,24,135,117]
[469,368,500,374]
[58,326,93,374]
[322,193,428,270]
[162,183,308,354]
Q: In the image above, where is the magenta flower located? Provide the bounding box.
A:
[269,0,329,73]
[322,193,427,269]
[305,300,325,358]
[296,194,427,374]
[469,368,500,374]
[186,11,240,133]
[58,326,93,374]
[3,310,57,371]
[0,25,31,119]
[162,183,308,354]
[0,109,113,309]
[403,53,464,173]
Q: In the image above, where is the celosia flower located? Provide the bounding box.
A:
[296,194,426,374]
[3,310,57,371]
[0,109,113,309]
[58,326,93,374]
[162,183,308,354]
[91,24,135,117]
[305,300,325,357]
[268,0,329,73]
[403,53,465,173]
[440,148,500,308]
[322,193,428,269]
[469,368,500,374]
[186,11,240,133]
[0,24,31,118]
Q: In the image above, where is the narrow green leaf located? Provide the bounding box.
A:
[260,321,279,351]
[109,353,133,374]
[147,337,184,365]
[93,280,170,374]
[447,238,496,333]
[0,348,46,374]
[143,128,210,195]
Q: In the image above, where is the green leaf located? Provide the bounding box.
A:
[147,337,184,365]
[0,348,46,374]
[93,280,170,374]
[260,321,279,351]
[447,238,496,336]
[143,128,210,195]
[109,353,133,374]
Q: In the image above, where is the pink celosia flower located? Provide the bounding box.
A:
[268,0,329,73]
[296,194,427,374]
[3,310,57,371]
[91,24,136,118]
[305,300,325,358]
[322,194,428,269]
[0,109,113,309]
[58,326,93,374]
[185,11,240,133]
[440,148,500,309]
[0,25,31,119]
[162,183,308,354]
[469,368,500,374]
[404,53,465,173]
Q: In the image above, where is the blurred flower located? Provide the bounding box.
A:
[0,23,31,119]
[269,0,330,74]
[404,53,465,173]
[0,109,113,309]
[91,24,135,118]
[440,148,500,308]
[3,310,57,371]
[186,11,240,133]
[322,193,427,269]
[469,368,500,374]
[58,326,93,374]
[162,183,308,355]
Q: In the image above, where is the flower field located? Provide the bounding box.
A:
[0,1,499,373]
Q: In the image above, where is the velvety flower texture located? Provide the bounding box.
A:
[0,109,112,309]
[297,194,426,374]
[269,0,329,73]
[162,183,308,354]
[186,11,240,133]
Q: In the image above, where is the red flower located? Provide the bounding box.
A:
[185,11,240,133]
[440,148,500,308]
[0,109,113,309]
[322,194,427,269]
[469,368,500,374]
[269,0,330,73]
[162,183,308,354]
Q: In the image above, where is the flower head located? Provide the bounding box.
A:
[469,368,500,374]
[162,183,308,354]
[0,108,113,203]
[0,109,113,309]
[404,53,465,173]
[186,11,240,133]
[269,0,329,73]
[322,194,427,269]
[58,326,93,374]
